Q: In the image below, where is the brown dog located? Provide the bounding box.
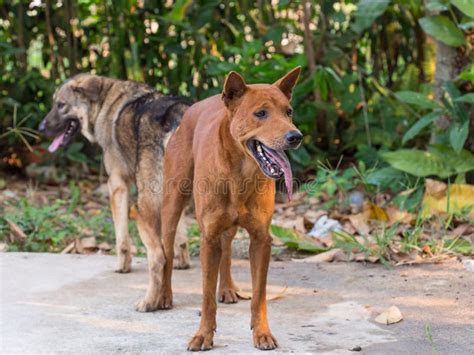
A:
[157,67,302,351]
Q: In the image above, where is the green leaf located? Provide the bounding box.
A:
[352,0,391,33]
[451,0,474,18]
[365,166,408,189]
[395,91,440,109]
[455,93,474,104]
[381,146,474,178]
[425,0,448,12]
[419,15,466,47]
[402,111,442,144]
[449,121,469,152]
[270,225,327,254]
[167,0,193,21]
[459,21,474,31]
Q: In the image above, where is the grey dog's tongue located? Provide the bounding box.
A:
[263,148,293,201]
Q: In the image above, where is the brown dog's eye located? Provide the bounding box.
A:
[287,108,293,117]
[254,110,268,119]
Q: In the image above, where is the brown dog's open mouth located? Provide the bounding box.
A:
[47,120,80,153]
[247,139,293,200]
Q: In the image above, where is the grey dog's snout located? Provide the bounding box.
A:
[38,119,46,132]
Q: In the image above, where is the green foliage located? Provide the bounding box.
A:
[455,93,474,104]
[419,15,466,47]
[352,0,391,33]
[1,198,108,252]
[186,223,201,257]
[402,112,441,144]
[394,91,439,110]
[382,146,474,178]
[451,0,474,18]
[271,225,327,254]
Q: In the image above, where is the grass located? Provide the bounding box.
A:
[0,182,142,254]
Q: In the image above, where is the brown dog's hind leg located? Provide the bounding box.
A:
[248,229,278,350]
[218,227,239,303]
[108,173,132,273]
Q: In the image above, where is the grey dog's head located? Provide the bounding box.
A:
[39,74,103,152]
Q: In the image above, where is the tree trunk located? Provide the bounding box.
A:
[45,0,58,80]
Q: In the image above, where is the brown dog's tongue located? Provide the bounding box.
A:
[263,149,293,201]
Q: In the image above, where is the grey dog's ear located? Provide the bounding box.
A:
[73,75,102,101]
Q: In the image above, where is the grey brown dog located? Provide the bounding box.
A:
[40,74,191,310]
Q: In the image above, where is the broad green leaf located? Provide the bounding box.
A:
[419,15,466,47]
[167,0,193,21]
[459,21,474,30]
[458,71,474,83]
[382,147,474,178]
[352,0,391,33]
[451,0,474,18]
[425,0,448,12]
[402,111,442,144]
[449,121,469,153]
[271,225,327,254]
[455,93,474,104]
[365,166,408,188]
[395,91,439,109]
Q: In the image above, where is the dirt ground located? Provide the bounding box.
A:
[1,252,473,354]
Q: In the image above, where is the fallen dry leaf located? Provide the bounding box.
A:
[5,219,27,242]
[275,215,306,234]
[236,291,252,300]
[303,210,327,224]
[61,241,75,254]
[422,180,474,218]
[374,306,403,325]
[292,248,346,263]
[98,242,112,251]
[81,237,97,250]
[0,242,7,252]
[348,213,371,235]
[367,202,389,222]
[269,286,288,301]
[386,206,416,226]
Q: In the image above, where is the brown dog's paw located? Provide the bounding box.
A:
[135,298,158,312]
[187,333,214,351]
[157,289,173,310]
[114,265,132,274]
[253,331,278,351]
[115,252,132,273]
[218,288,239,304]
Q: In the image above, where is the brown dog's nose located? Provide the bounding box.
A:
[285,130,303,148]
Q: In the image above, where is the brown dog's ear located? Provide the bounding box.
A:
[222,71,247,107]
[73,75,102,102]
[274,66,301,99]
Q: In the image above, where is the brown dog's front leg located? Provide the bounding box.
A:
[188,235,221,351]
[218,227,239,303]
[249,233,278,350]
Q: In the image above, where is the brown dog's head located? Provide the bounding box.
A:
[39,74,103,152]
[222,67,302,198]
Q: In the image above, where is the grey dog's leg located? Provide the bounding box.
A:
[108,173,132,273]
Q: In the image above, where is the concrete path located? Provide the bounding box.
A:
[1,253,472,354]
